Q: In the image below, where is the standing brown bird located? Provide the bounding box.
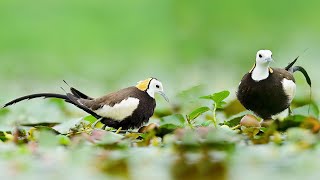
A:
[3,77,169,130]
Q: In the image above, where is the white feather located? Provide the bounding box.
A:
[272,108,289,121]
[251,65,269,81]
[94,97,140,121]
[282,78,296,103]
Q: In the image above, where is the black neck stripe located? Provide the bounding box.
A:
[249,63,256,73]
[146,77,156,92]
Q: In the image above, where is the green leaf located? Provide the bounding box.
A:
[188,106,210,121]
[201,120,212,127]
[38,130,60,148]
[160,114,186,127]
[222,110,252,127]
[199,95,213,100]
[57,135,71,146]
[48,98,66,109]
[211,90,230,103]
[0,108,10,117]
[216,101,227,109]
[98,131,124,145]
[293,104,318,118]
[83,115,97,124]
[310,102,319,118]
[52,118,83,134]
[200,90,230,104]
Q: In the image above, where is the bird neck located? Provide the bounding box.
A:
[251,63,270,81]
[146,89,155,98]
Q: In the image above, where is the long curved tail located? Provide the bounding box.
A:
[3,93,101,119]
[293,66,312,87]
[285,56,311,87]
[3,93,70,108]
[285,56,299,71]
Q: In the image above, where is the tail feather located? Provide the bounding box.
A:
[3,93,69,108]
[66,93,101,119]
[285,56,299,71]
[62,80,93,100]
[284,56,311,87]
[70,87,93,100]
[293,66,312,87]
[2,93,101,119]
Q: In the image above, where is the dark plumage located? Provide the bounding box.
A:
[237,50,311,120]
[3,78,167,130]
[237,68,295,119]
[78,87,156,129]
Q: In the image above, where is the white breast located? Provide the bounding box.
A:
[281,78,296,103]
[271,108,289,121]
[94,97,140,121]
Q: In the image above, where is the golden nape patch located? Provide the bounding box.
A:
[249,63,256,73]
[269,67,273,73]
[136,78,152,91]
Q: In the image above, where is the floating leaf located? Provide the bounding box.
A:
[293,104,318,118]
[99,131,124,144]
[222,110,252,127]
[52,118,83,134]
[21,122,60,127]
[277,115,307,131]
[160,114,186,127]
[37,130,60,148]
[96,131,129,149]
[187,106,210,121]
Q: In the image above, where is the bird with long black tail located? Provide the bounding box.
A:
[3,78,169,130]
[237,50,311,124]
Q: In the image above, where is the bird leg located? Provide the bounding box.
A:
[260,119,273,127]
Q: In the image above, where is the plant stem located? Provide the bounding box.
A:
[231,124,241,130]
[186,116,194,129]
[212,103,217,127]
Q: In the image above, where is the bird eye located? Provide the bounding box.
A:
[259,54,262,58]
[156,85,160,88]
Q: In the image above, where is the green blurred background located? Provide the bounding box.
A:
[0,0,319,103]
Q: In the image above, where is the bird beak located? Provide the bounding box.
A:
[158,91,169,102]
[266,57,273,62]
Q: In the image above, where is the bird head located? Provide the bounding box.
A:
[136,78,169,102]
[256,50,273,66]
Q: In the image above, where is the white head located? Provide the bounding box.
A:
[251,50,273,81]
[136,78,169,101]
[256,50,273,66]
